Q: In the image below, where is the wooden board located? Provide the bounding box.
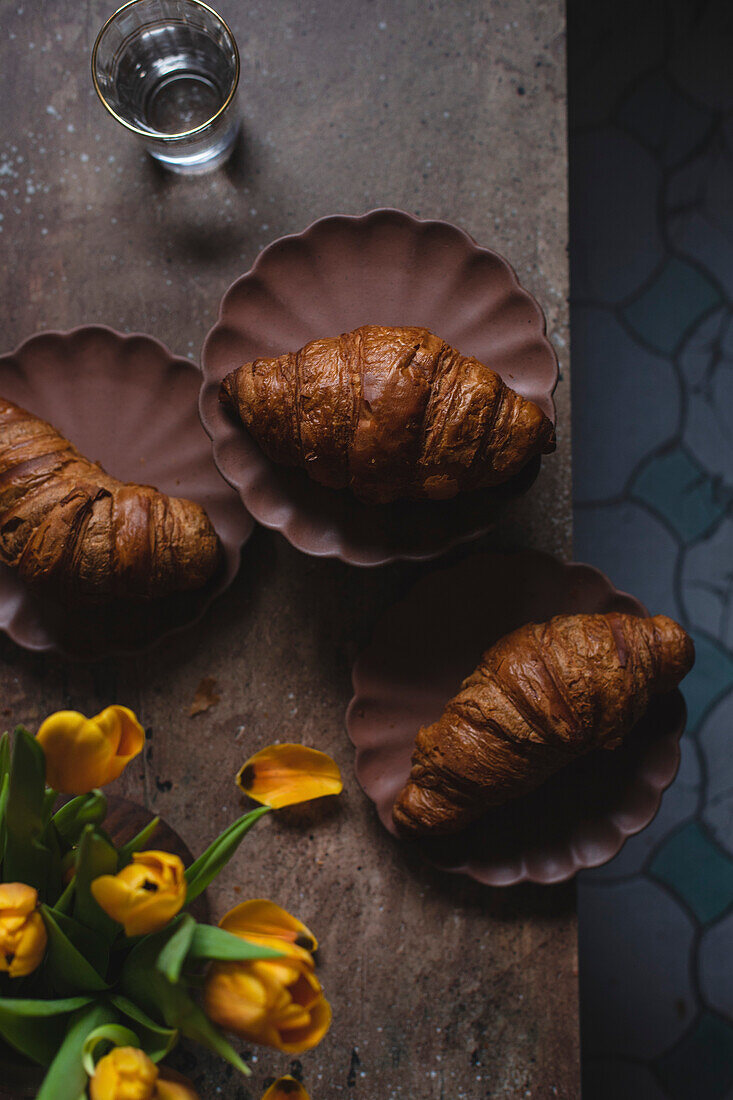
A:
[0,1,577,1096]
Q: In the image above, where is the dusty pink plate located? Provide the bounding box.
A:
[0,327,253,658]
[200,209,559,566]
[346,550,687,885]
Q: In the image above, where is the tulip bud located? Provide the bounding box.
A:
[0,883,47,978]
[91,851,186,937]
[36,706,144,795]
[89,1048,199,1100]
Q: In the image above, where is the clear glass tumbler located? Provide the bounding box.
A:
[92,0,240,174]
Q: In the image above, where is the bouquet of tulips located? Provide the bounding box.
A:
[0,705,342,1100]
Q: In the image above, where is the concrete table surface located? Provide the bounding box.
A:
[0,1,576,1097]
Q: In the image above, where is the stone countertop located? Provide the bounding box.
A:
[0,1,576,1096]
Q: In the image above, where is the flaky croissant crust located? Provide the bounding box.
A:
[221,324,556,504]
[0,397,221,603]
[393,613,694,836]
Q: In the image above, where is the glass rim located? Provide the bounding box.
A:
[91,0,240,141]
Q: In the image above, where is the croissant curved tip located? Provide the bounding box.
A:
[647,614,695,691]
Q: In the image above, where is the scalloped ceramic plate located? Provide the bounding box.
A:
[200,209,559,566]
[0,327,253,658]
[346,550,687,885]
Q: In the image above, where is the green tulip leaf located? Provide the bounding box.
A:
[108,995,178,1062]
[4,728,60,897]
[53,792,108,847]
[168,988,250,1076]
[41,907,109,995]
[120,921,249,1076]
[188,924,283,963]
[0,772,9,867]
[36,1002,117,1100]
[155,913,195,983]
[53,876,76,916]
[185,806,270,903]
[73,825,119,942]
[42,789,57,826]
[0,730,9,780]
[0,996,93,1068]
[80,1023,140,1076]
[44,906,109,977]
[0,731,10,861]
[117,816,160,866]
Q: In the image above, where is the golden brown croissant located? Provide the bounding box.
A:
[393,613,694,836]
[0,397,221,603]
[220,324,555,504]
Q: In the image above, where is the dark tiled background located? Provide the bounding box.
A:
[568,1,733,1096]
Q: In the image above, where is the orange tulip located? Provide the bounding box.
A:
[91,851,186,937]
[89,1047,199,1100]
[36,705,144,795]
[204,947,331,1054]
[261,1078,311,1100]
[237,744,342,808]
[0,883,47,978]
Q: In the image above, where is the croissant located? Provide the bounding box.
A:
[393,612,694,836]
[220,324,555,504]
[0,397,221,603]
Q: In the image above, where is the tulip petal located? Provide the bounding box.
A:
[219,900,318,954]
[0,883,47,978]
[279,994,332,1054]
[261,1076,312,1100]
[237,744,342,809]
[94,706,145,779]
[36,706,144,795]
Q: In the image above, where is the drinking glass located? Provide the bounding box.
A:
[92,0,240,174]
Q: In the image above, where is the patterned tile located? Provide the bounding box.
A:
[569,1,733,1093]
[579,878,695,1059]
[669,4,733,112]
[679,306,733,491]
[622,258,722,355]
[583,1056,669,1100]
[699,687,733,857]
[574,500,678,614]
[667,129,733,297]
[570,131,664,301]
[655,1014,733,1100]
[679,633,733,732]
[583,734,701,882]
[650,821,733,925]
[631,443,729,544]
[571,308,680,501]
[616,71,714,166]
[682,519,733,650]
[700,914,733,1018]
[568,0,665,128]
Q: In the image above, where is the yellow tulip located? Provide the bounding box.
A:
[0,883,47,978]
[219,899,318,954]
[91,851,186,937]
[36,706,144,795]
[204,909,331,1056]
[90,1047,157,1100]
[89,1047,199,1100]
[237,744,342,808]
[261,1078,311,1100]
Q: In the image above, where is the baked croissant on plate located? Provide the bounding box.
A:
[393,612,694,836]
[0,397,221,603]
[220,324,555,504]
